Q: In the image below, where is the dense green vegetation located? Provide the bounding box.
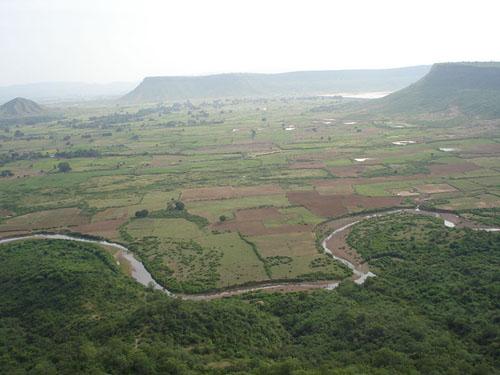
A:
[1,216,499,373]
[0,240,288,374]
[461,208,500,226]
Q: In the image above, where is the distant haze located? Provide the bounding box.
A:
[1,0,500,86]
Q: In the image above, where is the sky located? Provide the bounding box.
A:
[1,0,500,86]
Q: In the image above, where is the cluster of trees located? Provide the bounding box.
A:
[135,200,186,219]
[167,199,185,211]
[57,161,72,173]
[135,209,149,218]
[0,151,45,166]
[54,149,101,158]
[0,215,498,373]
[0,169,13,177]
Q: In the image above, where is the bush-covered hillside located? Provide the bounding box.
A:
[1,215,499,374]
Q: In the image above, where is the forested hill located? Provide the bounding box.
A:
[121,66,430,102]
[372,62,500,118]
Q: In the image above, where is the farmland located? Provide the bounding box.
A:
[1,96,499,293]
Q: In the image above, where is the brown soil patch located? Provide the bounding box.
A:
[329,165,367,177]
[287,191,348,217]
[235,207,282,221]
[213,207,312,236]
[429,162,480,176]
[325,225,365,269]
[182,184,284,201]
[11,169,45,178]
[342,195,403,211]
[287,191,403,218]
[0,208,89,232]
[416,184,457,194]
[91,207,130,222]
[0,230,31,238]
[214,220,266,236]
[461,144,500,155]
[72,218,128,241]
[0,209,14,218]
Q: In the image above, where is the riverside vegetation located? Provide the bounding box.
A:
[0,215,499,373]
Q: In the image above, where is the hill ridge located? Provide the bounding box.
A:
[373,62,500,118]
[0,97,44,117]
[122,66,430,102]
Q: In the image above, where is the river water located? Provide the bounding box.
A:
[1,209,498,299]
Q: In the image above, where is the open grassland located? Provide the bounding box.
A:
[1,97,499,291]
[123,217,270,293]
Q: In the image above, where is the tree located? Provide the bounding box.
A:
[219,215,227,222]
[0,170,14,177]
[135,209,149,218]
[57,162,71,173]
[167,199,185,211]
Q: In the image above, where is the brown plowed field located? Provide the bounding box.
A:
[329,165,367,177]
[429,162,480,175]
[0,208,89,232]
[234,207,282,221]
[287,191,403,217]
[72,218,128,241]
[212,207,313,236]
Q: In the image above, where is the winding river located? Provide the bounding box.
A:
[0,208,498,300]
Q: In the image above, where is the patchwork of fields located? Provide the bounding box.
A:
[1,97,499,292]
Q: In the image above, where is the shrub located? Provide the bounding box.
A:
[135,209,149,218]
[57,162,72,173]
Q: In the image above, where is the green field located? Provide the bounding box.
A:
[1,96,499,293]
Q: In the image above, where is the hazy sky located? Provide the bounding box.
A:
[1,0,499,85]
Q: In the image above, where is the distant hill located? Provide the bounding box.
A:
[372,62,500,118]
[121,66,430,102]
[0,97,45,117]
[0,81,137,103]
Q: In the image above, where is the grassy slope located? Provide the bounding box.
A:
[0,97,44,117]
[373,63,500,118]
